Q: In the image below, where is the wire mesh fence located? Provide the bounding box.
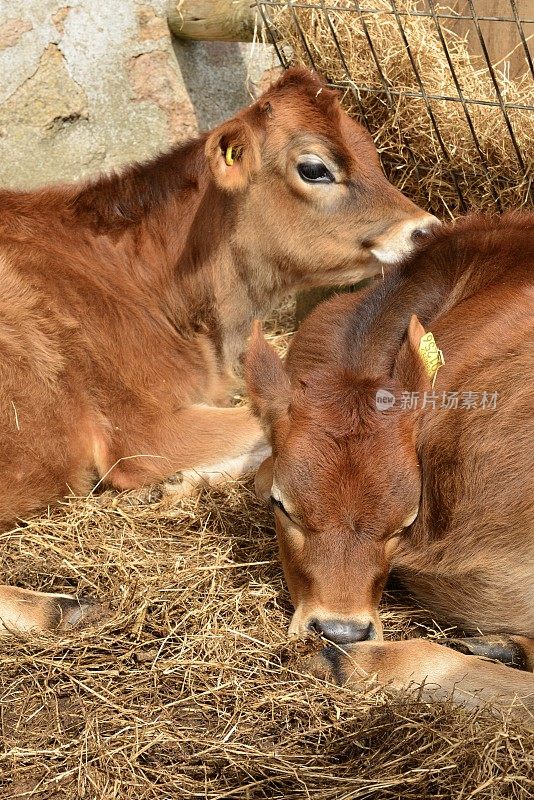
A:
[257,0,534,216]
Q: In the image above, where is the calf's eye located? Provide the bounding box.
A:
[297,159,334,184]
[271,496,289,517]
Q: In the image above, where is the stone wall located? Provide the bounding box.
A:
[0,0,277,189]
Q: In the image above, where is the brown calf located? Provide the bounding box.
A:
[246,213,534,714]
[0,69,435,636]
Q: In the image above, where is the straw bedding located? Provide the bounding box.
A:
[267,0,534,216]
[1,307,533,799]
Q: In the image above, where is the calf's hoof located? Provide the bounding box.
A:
[54,595,110,632]
[443,635,530,671]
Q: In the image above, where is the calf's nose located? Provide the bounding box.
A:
[370,214,440,264]
[411,224,434,242]
[408,214,440,241]
[308,617,375,644]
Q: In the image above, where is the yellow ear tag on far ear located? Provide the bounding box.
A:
[419,331,445,387]
[225,146,234,166]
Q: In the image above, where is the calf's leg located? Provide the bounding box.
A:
[0,585,106,637]
[309,638,534,717]
[110,405,270,499]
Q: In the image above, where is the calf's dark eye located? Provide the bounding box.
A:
[297,161,334,184]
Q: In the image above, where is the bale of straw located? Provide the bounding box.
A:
[267,0,534,216]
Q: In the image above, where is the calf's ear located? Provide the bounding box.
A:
[245,321,291,431]
[205,119,261,192]
[393,314,433,393]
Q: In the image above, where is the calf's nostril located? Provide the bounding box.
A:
[411,215,441,243]
[411,227,431,242]
[308,618,322,635]
[308,617,375,644]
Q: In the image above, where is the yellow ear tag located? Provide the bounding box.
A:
[418,331,445,387]
[225,146,234,166]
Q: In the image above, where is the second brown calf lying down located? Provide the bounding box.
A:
[246,213,534,715]
[0,68,436,636]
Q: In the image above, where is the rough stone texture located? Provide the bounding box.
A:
[0,17,33,49]
[0,44,88,135]
[127,49,193,140]
[51,7,71,35]
[137,4,168,41]
[0,0,278,189]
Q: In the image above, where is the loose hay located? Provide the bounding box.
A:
[1,303,534,798]
[264,0,534,215]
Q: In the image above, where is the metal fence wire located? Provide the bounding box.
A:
[257,0,534,216]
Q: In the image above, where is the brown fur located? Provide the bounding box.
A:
[0,68,435,635]
[246,212,534,713]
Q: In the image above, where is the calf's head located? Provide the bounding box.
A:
[205,69,437,289]
[245,318,431,643]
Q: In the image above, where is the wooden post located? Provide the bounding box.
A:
[168,0,259,42]
[448,0,533,81]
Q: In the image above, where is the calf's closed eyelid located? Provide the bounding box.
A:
[271,496,287,514]
[271,495,302,526]
[271,495,294,519]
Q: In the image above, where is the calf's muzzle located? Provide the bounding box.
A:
[308,617,377,644]
[370,213,440,265]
